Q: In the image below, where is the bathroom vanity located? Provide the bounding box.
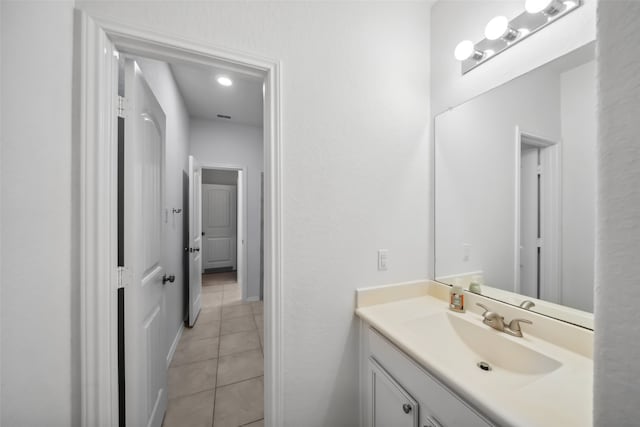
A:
[356,281,593,427]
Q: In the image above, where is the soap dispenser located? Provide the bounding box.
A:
[449,279,465,312]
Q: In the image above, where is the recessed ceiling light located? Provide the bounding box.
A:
[217,76,233,87]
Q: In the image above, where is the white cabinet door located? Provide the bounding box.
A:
[124,59,167,427]
[369,357,419,427]
[366,327,493,427]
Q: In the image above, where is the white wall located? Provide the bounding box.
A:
[435,67,560,291]
[594,2,640,424]
[560,60,596,312]
[1,2,77,425]
[430,0,596,114]
[190,120,262,299]
[135,58,190,363]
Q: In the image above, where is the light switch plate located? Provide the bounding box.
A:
[378,249,388,271]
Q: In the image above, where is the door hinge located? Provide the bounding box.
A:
[537,238,543,248]
[117,95,127,118]
[117,266,130,289]
[537,165,542,175]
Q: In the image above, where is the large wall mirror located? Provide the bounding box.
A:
[434,41,596,329]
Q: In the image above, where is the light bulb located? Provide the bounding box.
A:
[454,40,474,61]
[485,16,509,40]
[217,76,233,87]
[485,16,519,41]
[454,40,483,61]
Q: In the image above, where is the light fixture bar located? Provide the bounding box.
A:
[458,0,582,75]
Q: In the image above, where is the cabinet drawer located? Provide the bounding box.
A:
[368,328,493,427]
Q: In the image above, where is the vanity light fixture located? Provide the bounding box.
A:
[454,0,582,74]
[216,76,233,87]
[485,16,519,42]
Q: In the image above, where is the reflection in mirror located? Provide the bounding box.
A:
[434,42,596,329]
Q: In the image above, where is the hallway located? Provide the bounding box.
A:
[163,272,264,427]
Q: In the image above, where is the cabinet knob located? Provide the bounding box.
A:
[402,403,412,414]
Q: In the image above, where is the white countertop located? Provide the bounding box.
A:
[355,280,593,427]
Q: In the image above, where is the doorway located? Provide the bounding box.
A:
[515,128,561,303]
[78,13,282,427]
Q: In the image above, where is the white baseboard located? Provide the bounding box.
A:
[167,322,185,368]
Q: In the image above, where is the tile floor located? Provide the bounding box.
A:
[163,271,264,427]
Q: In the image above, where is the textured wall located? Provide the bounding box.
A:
[1,2,77,425]
[594,1,640,424]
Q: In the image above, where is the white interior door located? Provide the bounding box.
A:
[202,184,237,270]
[124,59,167,427]
[520,145,539,299]
[188,156,202,327]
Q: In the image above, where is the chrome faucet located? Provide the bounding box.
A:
[476,303,533,338]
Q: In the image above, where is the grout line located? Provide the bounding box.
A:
[240,418,264,427]
[168,386,216,403]
[216,374,265,390]
[211,273,224,427]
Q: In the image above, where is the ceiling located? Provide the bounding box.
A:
[170,62,264,127]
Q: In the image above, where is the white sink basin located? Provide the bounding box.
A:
[403,312,562,386]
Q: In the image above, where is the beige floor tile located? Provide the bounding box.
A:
[201,292,223,308]
[253,314,263,331]
[168,358,217,399]
[162,389,215,427]
[198,308,221,324]
[218,330,261,357]
[213,377,264,427]
[203,271,237,285]
[182,320,220,342]
[250,301,263,314]
[171,336,219,367]
[241,420,264,427]
[202,284,224,294]
[217,349,263,386]
[222,303,253,320]
[221,315,256,336]
[223,292,243,306]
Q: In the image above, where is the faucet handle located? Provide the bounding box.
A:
[476,302,490,316]
[508,318,532,332]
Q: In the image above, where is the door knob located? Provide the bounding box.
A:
[162,274,175,284]
[402,403,412,414]
[195,247,200,252]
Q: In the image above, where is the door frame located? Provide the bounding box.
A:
[513,126,562,302]
[77,12,283,426]
[200,163,249,302]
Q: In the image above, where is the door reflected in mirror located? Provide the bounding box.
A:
[434,42,596,329]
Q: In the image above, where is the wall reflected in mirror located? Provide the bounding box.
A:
[434,41,596,329]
